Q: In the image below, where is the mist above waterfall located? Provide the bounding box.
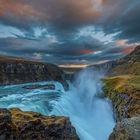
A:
[51,69,115,140]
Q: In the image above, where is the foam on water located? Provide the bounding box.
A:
[0,81,64,114]
[51,69,115,140]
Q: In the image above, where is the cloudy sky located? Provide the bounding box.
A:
[0,0,140,67]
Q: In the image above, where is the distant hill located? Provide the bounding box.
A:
[0,55,51,65]
[88,45,140,76]
[123,45,140,62]
[109,45,140,76]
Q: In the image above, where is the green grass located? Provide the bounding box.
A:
[103,75,140,119]
[103,75,140,94]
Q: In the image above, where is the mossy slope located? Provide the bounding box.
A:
[103,75,140,121]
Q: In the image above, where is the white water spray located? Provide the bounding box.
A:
[51,69,115,140]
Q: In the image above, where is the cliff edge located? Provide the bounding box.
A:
[0,108,79,140]
[0,56,68,90]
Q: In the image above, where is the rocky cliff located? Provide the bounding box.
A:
[108,45,140,76]
[89,45,140,76]
[88,60,118,74]
[102,45,140,140]
[0,108,79,140]
[0,56,68,90]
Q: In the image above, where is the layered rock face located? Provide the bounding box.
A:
[102,45,140,140]
[0,56,68,90]
[0,108,79,140]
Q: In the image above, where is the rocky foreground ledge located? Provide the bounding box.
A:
[0,108,79,140]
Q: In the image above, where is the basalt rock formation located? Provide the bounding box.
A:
[102,45,140,140]
[0,56,68,90]
[0,108,79,140]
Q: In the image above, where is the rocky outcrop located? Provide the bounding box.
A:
[0,108,79,140]
[109,117,140,140]
[0,56,68,90]
[103,76,140,140]
[88,60,118,75]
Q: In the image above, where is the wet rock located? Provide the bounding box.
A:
[23,84,55,90]
[0,108,79,140]
[109,117,140,140]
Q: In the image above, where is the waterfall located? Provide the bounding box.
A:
[0,69,115,140]
[51,69,115,140]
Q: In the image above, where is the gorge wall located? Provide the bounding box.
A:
[102,45,140,140]
[0,56,68,90]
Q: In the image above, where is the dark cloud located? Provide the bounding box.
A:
[99,0,140,43]
[0,0,101,32]
[0,35,126,65]
[0,0,139,65]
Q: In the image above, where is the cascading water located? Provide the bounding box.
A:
[51,69,115,140]
[0,69,115,140]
